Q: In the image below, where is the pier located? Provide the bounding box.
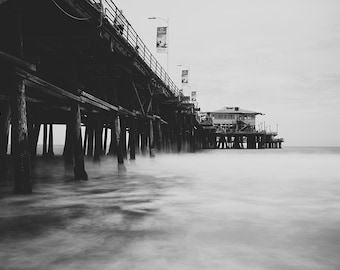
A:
[0,0,282,194]
[0,0,204,193]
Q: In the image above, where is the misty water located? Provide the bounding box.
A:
[1,147,340,270]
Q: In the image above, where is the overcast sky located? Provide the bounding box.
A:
[110,0,340,146]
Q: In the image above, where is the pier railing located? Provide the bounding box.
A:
[87,0,180,97]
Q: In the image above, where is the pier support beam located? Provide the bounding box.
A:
[247,135,256,149]
[28,123,40,157]
[42,123,48,156]
[93,119,103,162]
[155,118,163,152]
[108,123,117,156]
[177,112,183,152]
[129,117,136,160]
[257,135,264,149]
[71,103,87,180]
[149,119,155,157]
[63,121,74,167]
[103,126,108,155]
[86,123,94,157]
[47,123,54,157]
[10,76,32,193]
[0,101,11,182]
[140,120,147,155]
[120,116,127,159]
[232,135,243,149]
[114,115,124,166]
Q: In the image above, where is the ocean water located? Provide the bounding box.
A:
[1,147,340,270]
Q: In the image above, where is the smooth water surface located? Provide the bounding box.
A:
[1,147,340,269]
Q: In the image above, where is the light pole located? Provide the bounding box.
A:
[148,16,169,73]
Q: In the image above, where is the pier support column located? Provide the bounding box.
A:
[140,120,147,155]
[93,119,103,162]
[108,123,117,156]
[114,115,124,166]
[120,116,127,159]
[247,135,256,149]
[71,104,87,180]
[149,119,155,157]
[103,126,108,155]
[129,117,136,160]
[10,76,32,193]
[86,123,94,157]
[257,135,264,149]
[155,118,163,152]
[47,124,54,157]
[42,123,48,156]
[232,135,242,149]
[63,121,74,167]
[177,112,183,153]
[135,119,141,155]
[28,123,40,157]
[0,101,11,182]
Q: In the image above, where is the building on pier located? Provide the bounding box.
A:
[200,107,284,149]
[207,106,262,133]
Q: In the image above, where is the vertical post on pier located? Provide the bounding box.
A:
[155,118,163,152]
[232,135,240,149]
[140,119,147,155]
[135,119,141,155]
[71,103,87,180]
[103,126,108,155]
[47,123,54,156]
[247,135,256,149]
[108,122,117,156]
[30,123,41,157]
[0,101,11,182]
[120,116,127,159]
[83,125,88,155]
[63,121,74,166]
[42,123,48,156]
[129,117,136,160]
[149,118,155,157]
[93,118,103,162]
[189,115,196,152]
[87,123,94,156]
[7,0,32,193]
[114,115,124,166]
[11,76,32,193]
[261,135,266,149]
[177,111,182,152]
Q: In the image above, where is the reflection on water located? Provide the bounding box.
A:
[1,147,340,270]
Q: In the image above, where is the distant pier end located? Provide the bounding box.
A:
[199,107,284,149]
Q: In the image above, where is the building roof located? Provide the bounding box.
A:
[210,107,263,115]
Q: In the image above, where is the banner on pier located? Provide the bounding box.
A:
[181,69,189,84]
[191,91,197,102]
[156,27,168,53]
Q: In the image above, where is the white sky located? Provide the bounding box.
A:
[111,0,340,146]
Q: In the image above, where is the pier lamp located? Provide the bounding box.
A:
[148,16,170,72]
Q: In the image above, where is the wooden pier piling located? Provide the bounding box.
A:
[10,76,32,193]
[71,104,87,180]
[0,100,11,182]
